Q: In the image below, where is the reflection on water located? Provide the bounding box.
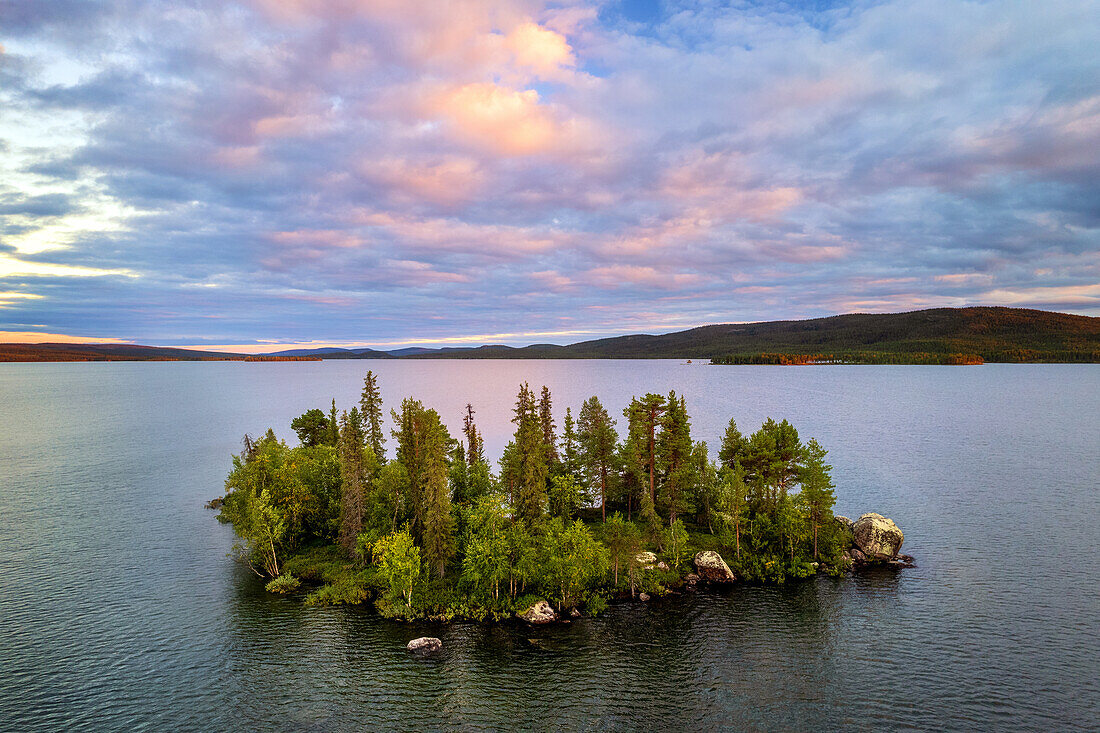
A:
[0,361,1098,730]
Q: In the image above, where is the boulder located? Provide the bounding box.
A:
[693,551,735,583]
[407,637,442,653]
[205,497,224,510]
[636,551,657,569]
[657,561,670,572]
[851,513,904,560]
[850,547,867,563]
[518,599,558,624]
[833,515,852,529]
[685,573,700,582]
[638,593,651,602]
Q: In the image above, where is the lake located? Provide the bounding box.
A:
[1,361,1097,731]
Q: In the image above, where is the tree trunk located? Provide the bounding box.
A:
[600,469,606,521]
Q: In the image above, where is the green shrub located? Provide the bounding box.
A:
[585,593,609,616]
[265,574,301,594]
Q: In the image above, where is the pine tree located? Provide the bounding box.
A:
[743,418,802,508]
[577,396,618,521]
[797,438,836,559]
[624,393,667,514]
[359,370,385,460]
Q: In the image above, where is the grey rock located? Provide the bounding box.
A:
[518,599,558,624]
[852,513,904,560]
[693,550,736,582]
[407,637,442,653]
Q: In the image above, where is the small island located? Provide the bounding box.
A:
[214,371,910,623]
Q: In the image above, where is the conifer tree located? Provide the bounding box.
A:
[391,398,456,540]
[797,438,836,559]
[338,408,368,555]
[359,370,385,460]
[538,385,559,466]
[743,418,802,507]
[328,398,339,447]
[560,407,581,481]
[656,391,695,523]
[623,393,667,514]
[462,403,484,467]
[511,383,549,522]
[718,418,747,471]
[577,396,618,521]
[420,410,455,578]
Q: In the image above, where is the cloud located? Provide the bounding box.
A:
[1,0,1098,346]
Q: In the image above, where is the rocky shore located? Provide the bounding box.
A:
[507,512,915,627]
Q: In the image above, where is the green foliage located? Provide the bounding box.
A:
[576,396,619,520]
[220,385,859,621]
[548,474,584,520]
[663,519,689,568]
[291,409,333,447]
[542,518,608,610]
[372,527,421,606]
[601,512,641,588]
[656,391,695,522]
[460,495,510,600]
[508,383,550,523]
[584,593,609,616]
[265,574,301,594]
[359,370,386,459]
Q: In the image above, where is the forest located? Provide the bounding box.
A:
[217,372,852,621]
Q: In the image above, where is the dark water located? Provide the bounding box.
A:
[1,361,1097,732]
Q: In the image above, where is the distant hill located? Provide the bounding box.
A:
[264,346,394,358]
[0,343,317,362]
[3,307,1097,363]
[405,307,1100,363]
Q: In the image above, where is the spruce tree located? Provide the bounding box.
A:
[338,408,368,555]
[538,385,559,466]
[328,398,339,447]
[511,383,549,523]
[420,411,455,578]
[462,403,484,467]
[560,406,581,481]
[718,417,747,471]
[359,370,385,460]
[656,391,695,523]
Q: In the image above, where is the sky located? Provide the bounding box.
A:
[1,0,1098,351]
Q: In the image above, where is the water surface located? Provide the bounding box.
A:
[1,361,1097,731]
